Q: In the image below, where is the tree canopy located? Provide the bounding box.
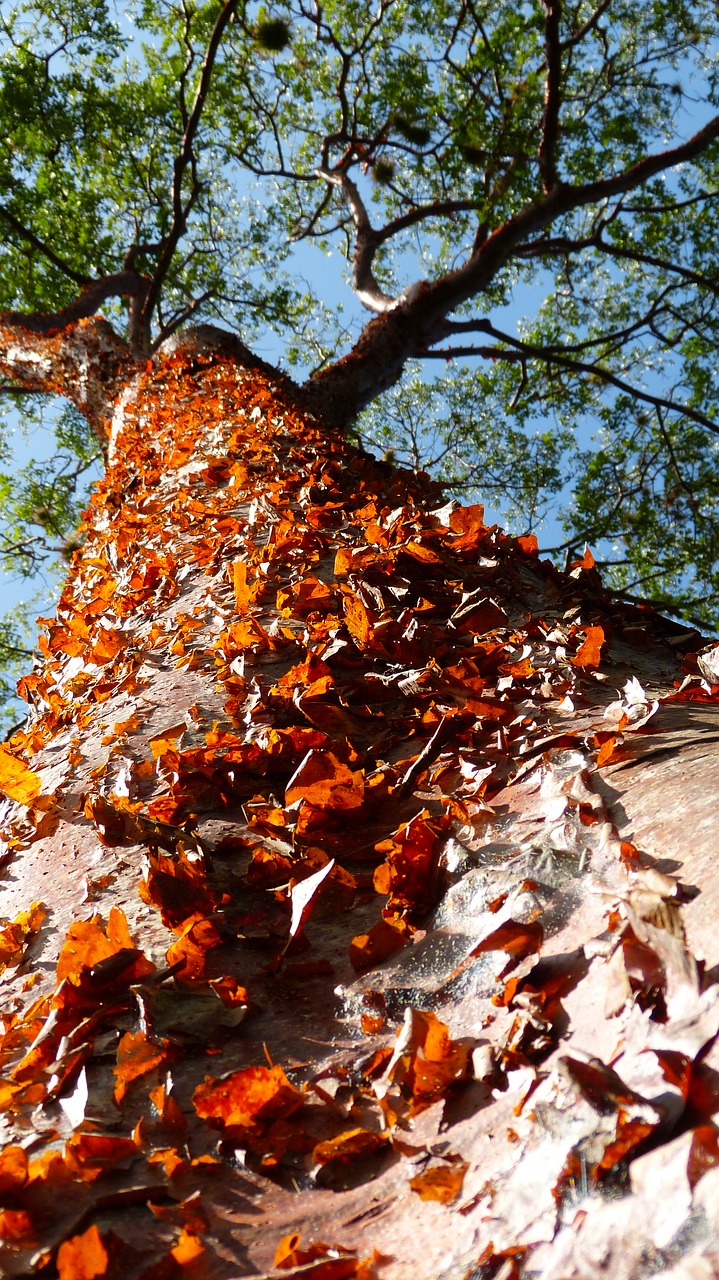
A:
[2,0,719,721]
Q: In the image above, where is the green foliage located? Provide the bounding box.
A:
[372,159,396,186]
[357,368,575,533]
[0,402,99,577]
[0,398,101,730]
[2,0,719,725]
[0,600,39,736]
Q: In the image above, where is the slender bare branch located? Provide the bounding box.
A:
[139,0,243,345]
[373,198,484,247]
[653,404,702,519]
[427,111,719,319]
[562,0,613,50]
[538,0,563,192]
[289,185,336,242]
[448,317,719,435]
[623,188,718,215]
[443,289,675,356]
[517,229,719,295]
[420,344,522,360]
[149,290,213,353]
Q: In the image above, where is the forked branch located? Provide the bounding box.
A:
[315,165,397,312]
[138,0,244,345]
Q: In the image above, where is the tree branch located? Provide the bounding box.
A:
[517,230,719,296]
[426,111,719,320]
[420,343,522,360]
[0,203,90,287]
[316,163,397,312]
[307,113,719,426]
[1,272,149,335]
[443,292,674,357]
[0,313,139,441]
[450,317,719,436]
[139,0,243,346]
[373,198,485,247]
[538,0,563,192]
[653,404,703,521]
[561,0,613,50]
[604,587,708,630]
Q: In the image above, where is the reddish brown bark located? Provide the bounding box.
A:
[0,326,717,1279]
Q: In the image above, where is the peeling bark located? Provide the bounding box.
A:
[0,325,717,1280]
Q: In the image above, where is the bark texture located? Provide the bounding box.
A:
[0,328,717,1280]
[0,316,140,442]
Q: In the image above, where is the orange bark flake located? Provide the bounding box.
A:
[149,722,187,759]
[232,559,257,611]
[349,915,412,973]
[0,901,45,975]
[515,533,539,554]
[373,813,444,915]
[64,1132,140,1181]
[274,1234,362,1278]
[0,1144,28,1194]
[688,1125,719,1189]
[0,1207,33,1242]
[471,919,544,981]
[150,1083,189,1136]
[193,1063,304,1135]
[342,594,374,648]
[405,1012,472,1110]
[113,1027,172,1104]
[171,1227,205,1265]
[285,749,365,811]
[165,914,222,983]
[380,1009,473,1116]
[447,502,486,547]
[573,625,606,669]
[403,539,444,565]
[147,1147,189,1179]
[571,546,596,572]
[409,1158,468,1203]
[312,1127,388,1167]
[56,1223,109,1279]
[277,575,337,615]
[596,732,619,766]
[55,909,154,988]
[0,747,42,804]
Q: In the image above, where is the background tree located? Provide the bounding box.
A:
[2,0,719,720]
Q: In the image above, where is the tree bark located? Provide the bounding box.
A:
[0,322,718,1280]
[0,315,140,443]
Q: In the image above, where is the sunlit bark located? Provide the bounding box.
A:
[0,326,717,1279]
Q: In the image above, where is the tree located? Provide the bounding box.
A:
[1,2,719,1276]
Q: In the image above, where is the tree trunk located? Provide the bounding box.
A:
[0,326,718,1280]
